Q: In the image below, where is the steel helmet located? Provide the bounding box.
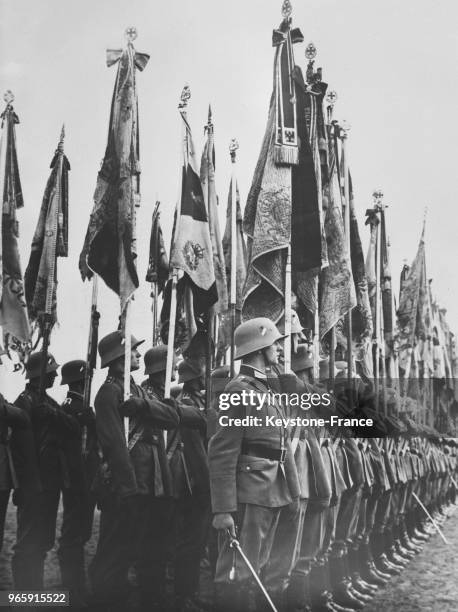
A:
[234,317,286,360]
[144,345,175,375]
[61,359,87,385]
[277,309,306,336]
[25,352,59,380]
[291,344,314,373]
[178,359,203,383]
[98,331,144,369]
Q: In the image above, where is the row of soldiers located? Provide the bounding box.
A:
[0,314,456,612]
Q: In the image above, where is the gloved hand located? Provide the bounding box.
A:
[212,512,236,538]
[120,397,146,417]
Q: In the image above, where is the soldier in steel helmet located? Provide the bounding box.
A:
[10,352,80,590]
[0,392,29,554]
[57,359,99,605]
[89,332,180,610]
[208,317,300,612]
[169,358,210,612]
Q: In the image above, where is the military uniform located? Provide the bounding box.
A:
[0,393,29,552]
[11,383,79,589]
[89,372,179,607]
[209,364,300,608]
[57,389,99,598]
[170,385,210,604]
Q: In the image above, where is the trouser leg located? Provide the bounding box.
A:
[0,489,10,553]
[12,490,60,590]
[89,495,137,605]
[174,491,211,599]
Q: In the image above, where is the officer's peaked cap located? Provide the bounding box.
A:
[98,331,144,368]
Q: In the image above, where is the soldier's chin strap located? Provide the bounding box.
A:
[226,530,278,612]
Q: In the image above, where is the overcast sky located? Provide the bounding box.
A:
[1,0,457,401]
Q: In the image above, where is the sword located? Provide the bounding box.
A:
[227,531,278,612]
[412,492,449,545]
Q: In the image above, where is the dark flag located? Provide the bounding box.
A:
[243,7,325,323]
[24,127,69,336]
[0,91,30,353]
[145,201,169,294]
[79,34,149,311]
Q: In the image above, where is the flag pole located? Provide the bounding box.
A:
[340,122,353,397]
[205,106,214,410]
[151,200,160,346]
[326,91,338,388]
[373,189,384,412]
[284,245,292,372]
[123,297,132,440]
[39,125,65,400]
[165,84,190,399]
[229,138,239,377]
[82,274,99,454]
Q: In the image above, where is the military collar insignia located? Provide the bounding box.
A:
[239,364,267,380]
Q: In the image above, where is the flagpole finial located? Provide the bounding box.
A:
[339,120,351,139]
[326,90,337,107]
[305,42,317,61]
[281,0,293,20]
[3,90,14,105]
[179,84,191,110]
[229,138,239,162]
[125,27,138,43]
[57,124,65,153]
[205,104,213,134]
[372,189,384,205]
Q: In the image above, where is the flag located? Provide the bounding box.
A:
[222,178,247,311]
[200,110,228,313]
[216,177,248,363]
[160,89,217,352]
[243,14,324,322]
[397,223,426,353]
[0,93,30,351]
[79,40,149,311]
[347,177,372,379]
[24,127,69,336]
[145,201,169,294]
[319,125,356,340]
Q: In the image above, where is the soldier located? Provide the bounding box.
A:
[89,332,180,611]
[170,358,210,611]
[57,360,99,605]
[11,352,80,590]
[0,392,29,553]
[209,317,301,612]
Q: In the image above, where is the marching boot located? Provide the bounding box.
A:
[371,532,401,576]
[359,541,388,586]
[400,519,422,553]
[342,551,373,602]
[309,558,353,612]
[348,544,377,595]
[328,553,364,610]
[287,570,312,612]
[385,527,407,568]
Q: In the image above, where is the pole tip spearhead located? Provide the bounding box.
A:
[57,124,65,153]
[179,84,191,110]
[3,90,14,105]
[125,27,138,43]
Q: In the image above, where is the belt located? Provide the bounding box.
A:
[241,442,286,463]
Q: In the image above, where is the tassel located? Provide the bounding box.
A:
[274,144,299,166]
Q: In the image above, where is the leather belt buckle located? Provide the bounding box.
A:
[279,448,286,463]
